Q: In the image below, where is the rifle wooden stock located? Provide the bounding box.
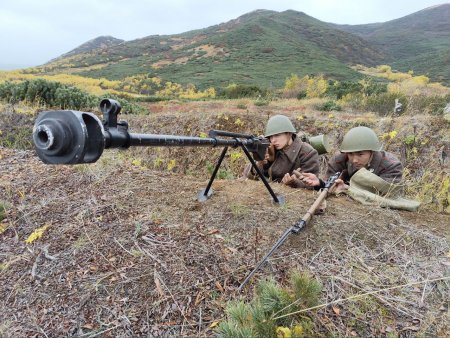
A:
[238,172,341,291]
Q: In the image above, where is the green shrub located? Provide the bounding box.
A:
[296,90,307,100]
[360,79,388,96]
[338,92,366,111]
[318,100,342,111]
[403,134,416,146]
[326,81,362,99]
[289,272,322,308]
[254,99,270,106]
[364,92,407,115]
[54,86,98,110]
[0,79,146,114]
[135,95,170,102]
[219,84,267,99]
[206,161,234,179]
[0,79,97,110]
[216,272,321,338]
[407,94,450,115]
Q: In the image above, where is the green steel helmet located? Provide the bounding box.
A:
[340,126,382,152]
[264,115,296,137]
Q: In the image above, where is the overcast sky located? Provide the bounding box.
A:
[0,0,447,69]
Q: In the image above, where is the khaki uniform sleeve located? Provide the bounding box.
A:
[326,153,347,179]
[378,159,403,183]
[291,145,320,189]
[299,147,320,176]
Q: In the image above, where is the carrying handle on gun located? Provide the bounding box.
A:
[208,130,257,139]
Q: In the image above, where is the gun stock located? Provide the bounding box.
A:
[238,172,341,291]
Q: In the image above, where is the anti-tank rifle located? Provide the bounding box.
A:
[33,99,284,203]
[32,99,328,204]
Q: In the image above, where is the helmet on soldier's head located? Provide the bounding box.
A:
[265,115,296,137]
[340,126,382,152]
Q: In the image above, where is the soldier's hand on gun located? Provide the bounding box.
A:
[264,144,275,164]
[332,179,349,194]
[281,173,296,186]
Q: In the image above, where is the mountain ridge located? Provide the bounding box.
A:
[332,3,450,83]
[37,5,449,87]
[56,36,125,59]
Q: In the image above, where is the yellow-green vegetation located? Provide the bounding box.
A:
[230,203,250,218]
[405,170,450,213]
[0,70,216,101]
[1,62,449,213]
[281,69,450,116]
[0,201,6,221]
[283,74,328,99]
[206,161,234,180]
[0,70,122,96]
[24,223,50,244]
[156,81,216,99]
[356,65,449,95]
[0,201,8,235]
[216,272,321,338]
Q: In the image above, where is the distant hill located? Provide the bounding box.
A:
[38,10,384,88]
[332,4,450,84]
[37,6,449,88]
[56,36,125,59]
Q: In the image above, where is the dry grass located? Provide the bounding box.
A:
[0,99,448,336]
[0,146,448,337]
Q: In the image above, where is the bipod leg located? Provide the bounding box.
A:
[197,146,228,202]
[238,226,293,292]
[240,145,284,205]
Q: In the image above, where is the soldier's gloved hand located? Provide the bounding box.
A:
[299,172,320,187]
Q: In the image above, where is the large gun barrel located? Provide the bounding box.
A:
[32,99,269,165]
[32,99,328,204]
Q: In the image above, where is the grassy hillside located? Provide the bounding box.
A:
[55,36,125,59]
[36,10,385,88]
[333,4,450,85]
[31,6,450,88]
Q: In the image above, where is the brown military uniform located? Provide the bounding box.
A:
[326,150,403,184]
[247,137,320,188]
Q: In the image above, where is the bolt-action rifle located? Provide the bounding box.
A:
[238,171,341,291]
